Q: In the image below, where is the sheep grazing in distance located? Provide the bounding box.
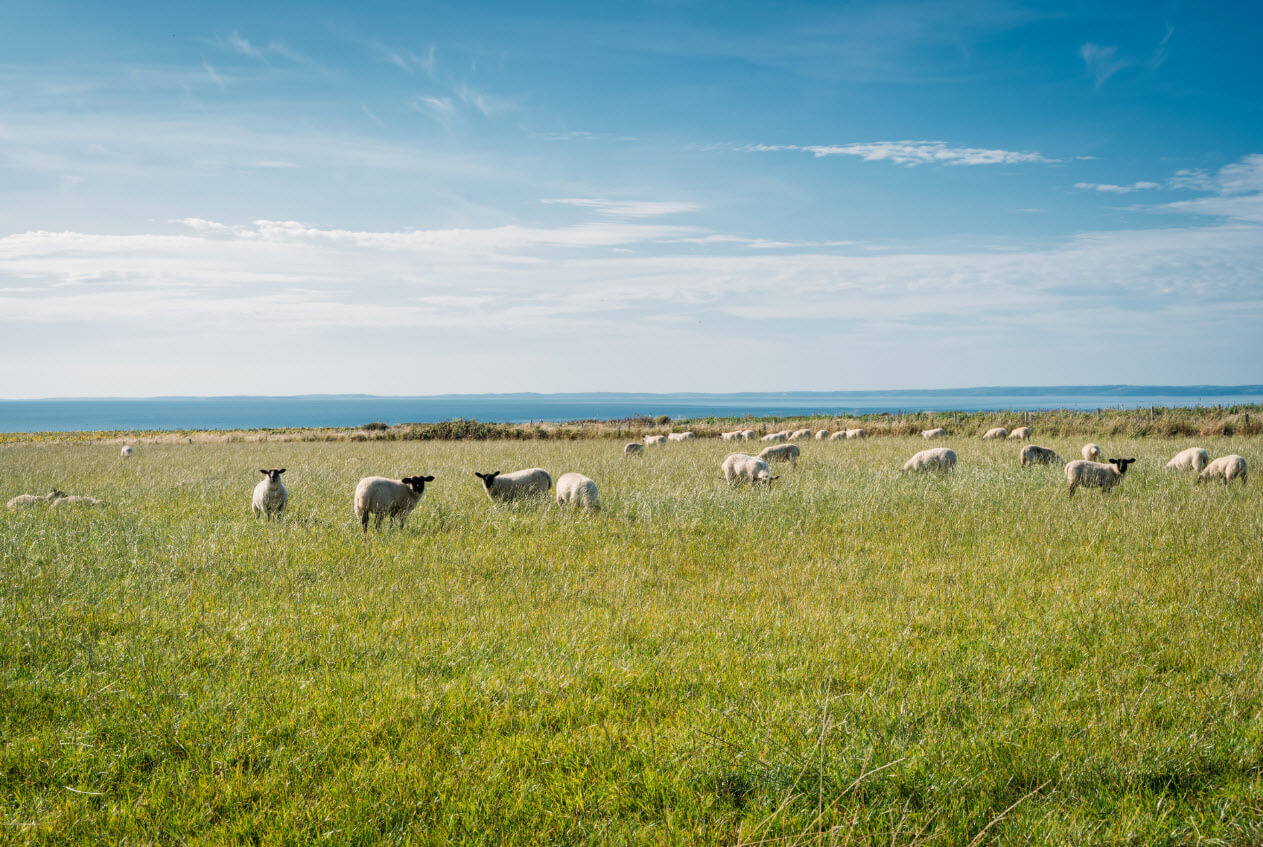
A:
[741,430,757,441]
[1008,427,1032,440]
[1020,445,1062,467]
[6,489,66,510]
[757,443,800,466]
[1065,458,1136,497]
[624,442,644,455]
[722,453,775,486]
[983,427,1008,440]
[814,429,830,440]
[666,432,696,441]
[903,448,957,472]
[120,445,134,458]
[845,428,867,440]
[1165,447,1210,473]
[829,430,848,440]
[252,468,288,520]
[474,468,553,502]
[790,428,813,441]
[720,431,744,441]
[51,495,105,508]
[643,434,667,446]
[1082,443,1103,461]
[922,428,947,439]
[354,475,434,531]
[761,431,789,443]
[556,473,600,510]
[1197,455,1247,486]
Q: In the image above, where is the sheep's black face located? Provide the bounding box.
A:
[404,475,434,493]
[1109,458,1137,474]
[474,471,500,489]
[260,468,285,481]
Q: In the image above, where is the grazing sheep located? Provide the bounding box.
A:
[1165,447,1210,473]
[720,431,744,441]
[51,495,104,508]
[624,442,644,455]
[1081,443,1103,461]
[903,448,957,472]
[741,430,757,441]
[252,468,288,520]
[667,432,696,442]
[1008,427,1032,440]
[790,428,813,440]
[1197,455,1247,486]
[474,468,553,502]
[643,434,667,446]
[1019,445,1062,467]
[556,472,600,510]
[6,489,66,510]
[845,428,867,440]
[353,475,434,531]
[722,453,775,486]
[1065,458,1136,496]
[120,445,134,458]
[829,430,848,440]
[922,428,947,439]
[983,427,1008,440]
[814,429,830,440]
[757,443,800,466]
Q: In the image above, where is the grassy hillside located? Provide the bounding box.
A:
[2,436,1260,844]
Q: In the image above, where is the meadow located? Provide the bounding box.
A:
[1,434,1261,844]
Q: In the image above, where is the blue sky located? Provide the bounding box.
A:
[2,0,1261,397]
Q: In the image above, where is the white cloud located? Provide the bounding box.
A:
[1080,43,1131,87]
[228,31,265,61]
[1149,154,1263,222]
[542,198,701,218]
[740,140,1054,166]
[1074,181,1161,193]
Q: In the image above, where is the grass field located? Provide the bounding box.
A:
[2,435,1261,844]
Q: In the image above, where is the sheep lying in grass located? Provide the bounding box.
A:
[1020,445,1062,467]
[1197,455,1247,486]
[624,442,644,455]
[556,473,600,510]
[903,448,957,472]
[1008,427,1032,440]
[1081,443,1103,461]
[1165,447,1209,473]
[120,445,134,458]
[474,468,552,502]
[1065,458,1135,496]
[7,489,66,510]
[722,453,775,486]
[252,468,288,520]
[922,428,947,439]
[983,427,1008,440]
[667,432,695,442]
[643,435,667,446]
[354,475,434,531]
[757,443,800,466]
[51,495,105,508]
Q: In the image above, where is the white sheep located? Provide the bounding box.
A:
[1081,443,1103,461]
[474,468,552,502]
[828,430,848,441]
[845,428,867,440]
[790,428,813,440]
[556,472,600,509]
[720,431,743,441]
[1008,427,1032,440]
[922,428,947,439]
[741,430,757,441]
[120,445,134,458]
[51,495,105,508]
[624,442,644,455]
[1197,455,1247,486]
[1019,445,1062,467]
[761,431,789,443]
[6,489,66,510]
[353,475,434,531]
[667,432,696,441]
[757,443,800,466]
[983,427,1008,440]
[814,429,830,440]
[1065,458,1136,496]
[903,447,957,472]
[643,434,667,446]
[252,468,288,520]
[1165,447,1210,473]
[722,452,775,485]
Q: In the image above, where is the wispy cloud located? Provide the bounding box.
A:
[543,198,701,218]
[373,43,436,76]
[201,60,225,87]
[1074,181,1160,193]
[738,140,1055,166]
[228,31,265,61]
[1080,43,1131,87]
[1150,154,1263,223]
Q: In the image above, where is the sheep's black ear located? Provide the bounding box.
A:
[278,469,286,474]
[423,475,435,482]
[260,469,269,474]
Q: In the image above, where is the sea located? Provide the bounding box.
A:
[2,386,1261,434]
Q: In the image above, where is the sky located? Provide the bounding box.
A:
[2,0,1261,398]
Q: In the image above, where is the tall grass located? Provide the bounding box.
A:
[1,435,1260,844]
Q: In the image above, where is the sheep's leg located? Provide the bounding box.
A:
[374,512,384,529]
[360,511,369,532]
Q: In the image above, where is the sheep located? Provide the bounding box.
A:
[720,431,744,441]
[1008,427,1032,440]
[474,468,553,502]
[790,428,813,441]
[1197,455,1247,486]
[624,442,644,455]
[983,427,1008,440]
[761,431,789,443]
[741,430,757,441]
[353,475,434,531]
[6,489,66,510]
[252,468,288,520]
[903,447,957,472]
[722,453,775,486]
[829,430,848,441]
[814,429,830,440]
[1065,458,1136,496]
[922,428,947,439]
[120,445,134,458]
[1165,447,1210,473]
[1019,445,1062,467]
[556,472,600,510]
[667,432,696,441]
[643,434,667,446]
[51,495,104,508]
[1081,443,1103,461]
[845,428,867,440]
[757,443,800,466]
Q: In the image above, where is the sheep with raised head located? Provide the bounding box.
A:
[903,448,957,472]
[1081,443,1103,461]
[556,472,600,509]
[1197,455,1247,486]
[474,468,552,502]
[1019,445,1062,467]
[983,427,1008,440]
[51,495,105,508]
[1165,447,1210,473]
[6,489,66,510]
[252,468,288,520]
[757,443,800,466]
[761,431,790,443]
[1008,427,1032,440]
[120,445,134,458]
[624,442,644,455]
[353,475,434,531]
[922,428,947,439]
[722,453,775,486]
[1065,458,1136,496]
[643,434,667,447]
[667,431,696,442]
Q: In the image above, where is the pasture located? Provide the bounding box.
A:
[2,435,1261,844]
